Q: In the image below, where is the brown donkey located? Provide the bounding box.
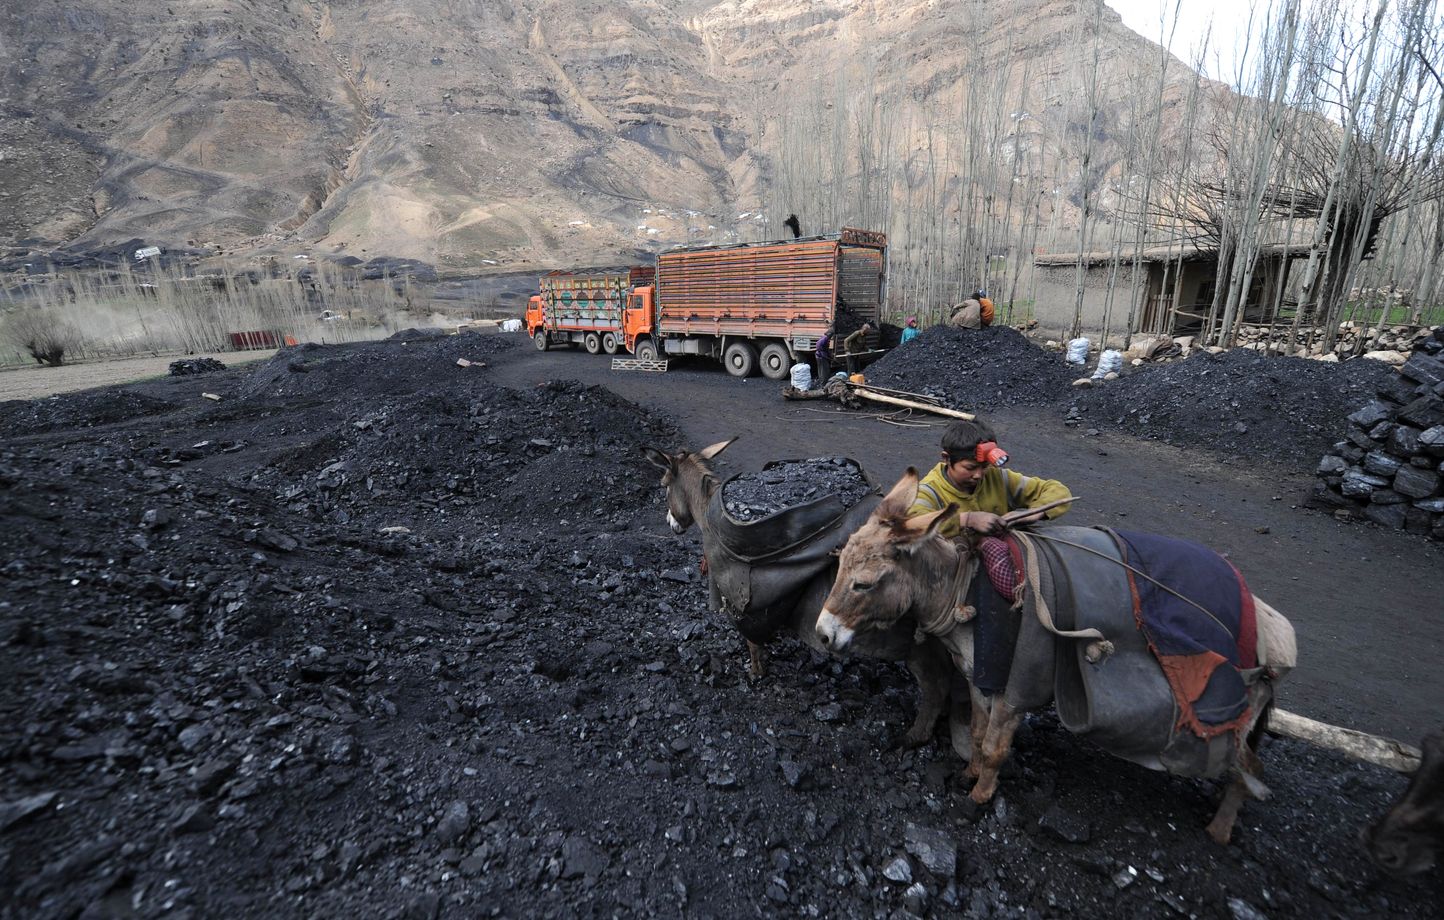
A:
[642,439,954,747]
[815,468,1296,844]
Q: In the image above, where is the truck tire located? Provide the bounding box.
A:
[584,332,602,354]
[723,341,759,377]
[759,342,791,380]
[602,332,620,354]
[634,339,658,363]
[534,330,549,351]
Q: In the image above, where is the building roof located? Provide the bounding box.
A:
[1033,242,1313,267]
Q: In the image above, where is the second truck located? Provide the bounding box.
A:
[525,228,888,379]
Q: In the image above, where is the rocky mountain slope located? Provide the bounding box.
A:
[0,0,1221,271]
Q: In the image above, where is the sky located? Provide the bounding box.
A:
[1105,0,1373,85]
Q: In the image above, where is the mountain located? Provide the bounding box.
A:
[0,0,1223,272]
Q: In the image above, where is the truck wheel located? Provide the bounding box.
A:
[584,332,602,354]
[759,342,791,380]
[602,332,620,354]
[634,339,659,362]
[723,341,759,377]
[534,330,549,351]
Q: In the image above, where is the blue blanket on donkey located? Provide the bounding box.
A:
[1113,530,1258,738]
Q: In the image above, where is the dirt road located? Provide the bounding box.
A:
[0,350,276,401]
[491,338,1444,743]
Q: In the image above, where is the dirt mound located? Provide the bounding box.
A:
[0,389,177,435]
[168,357,227,376]
[864,326,1076,410]
[235,333,519,403]
[1068,349,1396,469]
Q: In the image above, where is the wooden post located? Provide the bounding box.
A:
[850,387,976,420]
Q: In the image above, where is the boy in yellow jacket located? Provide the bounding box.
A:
[910,419,1072,697]
[910,420,1072,536]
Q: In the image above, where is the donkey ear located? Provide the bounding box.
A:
[696,436,738,461]
[641,446,674,471]
[876,467,920,520]
[894,503,956,545]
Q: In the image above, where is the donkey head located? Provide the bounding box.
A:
[1364,731,1444,876]
[641,437,737,534]
[815,468,957,651]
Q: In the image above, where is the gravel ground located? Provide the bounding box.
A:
[1,333,1438,918]
[721,458,871,521]
[1066,349,1397,471]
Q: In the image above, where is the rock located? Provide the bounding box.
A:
[171,803,214,835]
[813,702,844,723]
[1113,865,1139,889]
[1347,401,1394,430]
[1399,395,1444,430]
[1316,455,1347,475]
[1413,497,1444,513]
[1227,898,1269,920]
[1340,468,1389,498]
[779,759,806,788]
[1387,425,1423,457]
[1400,352,1444,386]
[561,836,610,878]
[904,881,929,913]
[435,800,470,844]
[883,856,913,884]
[1369,489,1406,505]
[1393,465,1440,499]
[1362,350,1407,365]
[1037,804,1091,843]
[904,822,957,879]
[1363,503,1408,530]
[1072,378,1093,388]
[1420,425,1444,455]
[1363,450,1403,477]
[0,791,57,832]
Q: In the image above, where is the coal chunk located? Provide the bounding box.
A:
[721,457,870,522]
[1393,465,1440,499]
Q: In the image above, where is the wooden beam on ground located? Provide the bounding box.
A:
[850,387,976,420]
[1270,708,1422,773]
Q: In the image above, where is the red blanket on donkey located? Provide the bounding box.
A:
[1112,530,1257,739]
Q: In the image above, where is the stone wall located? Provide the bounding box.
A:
[1309,328,1444,539]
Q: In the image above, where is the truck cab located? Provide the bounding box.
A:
[624,286,656,356]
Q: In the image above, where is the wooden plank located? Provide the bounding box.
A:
[1270,708,1422,773]
[851,388,976,420]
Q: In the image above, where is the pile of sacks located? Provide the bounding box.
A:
[1309,327,1444,539]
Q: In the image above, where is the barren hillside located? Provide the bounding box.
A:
[0,0,1224,271]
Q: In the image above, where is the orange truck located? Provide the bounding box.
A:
[526,266,656,355]
[528,228,888,378]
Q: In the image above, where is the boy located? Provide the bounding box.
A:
[909,420,1071,697]
[910,419,1071,536]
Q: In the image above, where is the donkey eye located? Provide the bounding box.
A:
[852,580,874,593]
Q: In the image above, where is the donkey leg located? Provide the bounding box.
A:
[903,640,952,747]
[970,698,1024,804]
[746,640,768,680]
[1206,704,1272,844]
[965,687,992,778]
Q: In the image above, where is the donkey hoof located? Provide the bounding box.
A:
[901,727,933,749]
[1205,819,1235,846]
[969,784,995,805]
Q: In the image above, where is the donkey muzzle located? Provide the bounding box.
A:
[666,510,685,534]
[815,608,855,651]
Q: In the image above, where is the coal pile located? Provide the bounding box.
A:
[0,390,177,436]
[1068,348,1396,469]
[168,357,227,376]
[1309,331,1444,539]
[0,332,1437,918]
[721,457,871,521]
[864,325,1076,409]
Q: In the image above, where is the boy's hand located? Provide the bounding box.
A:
[964,511,1005,535]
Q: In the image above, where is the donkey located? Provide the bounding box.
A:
[1365,731,1444,876]
[642,439,954,747]
[814,468,1297,844]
